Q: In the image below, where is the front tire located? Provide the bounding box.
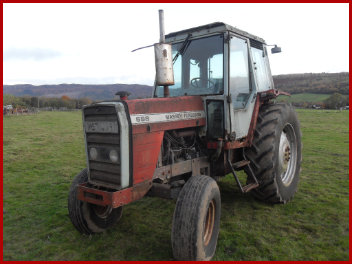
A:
[245,103,302,203]
[171,175,221,261]
[68,169,123,234]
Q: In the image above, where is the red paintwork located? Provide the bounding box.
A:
[77,180,152,208]
[127,95,206,185]
[127,95,204,115]
[207,140,247,150]
[260,88,291,99]
[133,131,164,184]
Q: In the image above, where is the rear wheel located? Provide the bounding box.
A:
[245,103,302,203]
[68,169,123,234]
[171,175,221,261]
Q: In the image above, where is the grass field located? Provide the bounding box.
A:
[3,109,349,260]
[277,93,331,103]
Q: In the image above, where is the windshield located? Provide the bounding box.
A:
[155,34,224,97]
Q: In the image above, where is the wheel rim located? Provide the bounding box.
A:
[278,123,297,186]
[92,204,113,219]
[203,200,215,246]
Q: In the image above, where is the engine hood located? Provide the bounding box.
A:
[125,96,206,134]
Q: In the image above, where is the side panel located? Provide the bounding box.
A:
[132,131,164,184]
[231,96,256,139]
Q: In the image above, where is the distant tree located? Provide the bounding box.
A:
[30,97,39,108]
[61,95,71,101]
[3,94,26,108]
[20,96,32,107]
[78,97,92,107]
[324,93,348,109]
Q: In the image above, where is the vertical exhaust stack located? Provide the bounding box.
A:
[159,9,165,43]
[154,9,174,97]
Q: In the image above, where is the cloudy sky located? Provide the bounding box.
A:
[3,3,349,85]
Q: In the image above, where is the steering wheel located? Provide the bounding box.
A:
[190,78,215,89]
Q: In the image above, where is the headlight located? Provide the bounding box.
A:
[109,150,119,163]
[89,147,98,160]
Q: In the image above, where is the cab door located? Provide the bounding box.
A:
[228,35,257,139]
[250,45,274,92]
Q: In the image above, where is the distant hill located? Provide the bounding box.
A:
[3,72,349,100]
[273,72,349,95]
[2,83,153,100]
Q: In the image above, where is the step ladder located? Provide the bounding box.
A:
[227,150,259,193]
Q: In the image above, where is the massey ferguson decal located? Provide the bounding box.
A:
[131,111,205,125]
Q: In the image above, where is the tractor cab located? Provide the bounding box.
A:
[154,22,279,140]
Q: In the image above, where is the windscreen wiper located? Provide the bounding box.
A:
[172,34,192,64]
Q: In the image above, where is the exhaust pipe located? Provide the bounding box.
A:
[159,9,165,43]
[154,9,174,97]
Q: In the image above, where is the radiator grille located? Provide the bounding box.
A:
[84,105,121,188]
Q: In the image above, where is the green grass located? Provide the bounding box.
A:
[3,109,349,260]
[277,93,331,103]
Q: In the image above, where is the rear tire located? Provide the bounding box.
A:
[171,175,221,261]
[68,169,123,234]
[244,103,302,203]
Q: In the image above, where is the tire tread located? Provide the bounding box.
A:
[245,103,301,203]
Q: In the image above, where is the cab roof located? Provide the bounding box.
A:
[165,22,266,44]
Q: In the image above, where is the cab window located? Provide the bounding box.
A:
[155,35,224,97]
[229,36,250,109]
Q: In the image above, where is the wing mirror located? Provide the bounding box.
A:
[271,45,282,54]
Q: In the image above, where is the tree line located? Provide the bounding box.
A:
[3,92,348,111]
[3,94,93,109]
[273,72,349,95]
[286,93,349,109]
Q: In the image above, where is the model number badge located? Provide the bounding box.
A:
[135,116,150,123]
[131,111,205,125]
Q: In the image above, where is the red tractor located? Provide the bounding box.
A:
[68,10,302,261]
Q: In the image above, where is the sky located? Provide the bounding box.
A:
[3,3,349,85]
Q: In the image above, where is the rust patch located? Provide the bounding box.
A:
[77,180,152,208]
[259,89,290,100]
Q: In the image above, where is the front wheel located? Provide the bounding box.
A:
[245,103,302,203]
[68,169,123,234]
[171,175,221,261]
